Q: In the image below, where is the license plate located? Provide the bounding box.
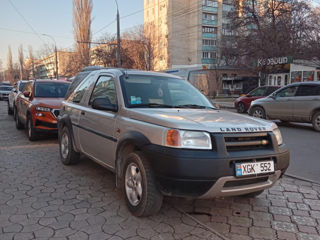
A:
[235,161,274,177]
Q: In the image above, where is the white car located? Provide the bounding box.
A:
[0,85,13,101]
[7,80,28,115]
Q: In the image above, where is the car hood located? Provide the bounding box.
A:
[32,98,65,109]
[125,108,276,133]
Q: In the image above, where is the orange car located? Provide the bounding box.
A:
[15,79,70,141]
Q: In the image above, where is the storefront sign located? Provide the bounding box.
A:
[257,56,293,67]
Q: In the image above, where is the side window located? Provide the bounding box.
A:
[275,86,298,98]
[250,88,266,97]
[89,76,117,105]
[68,75,95,103]
[22,82,32,94]
[296,85,320,96]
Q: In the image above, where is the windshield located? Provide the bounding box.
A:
[0,86,13,91]
[34,82,70,98]
[18,82,27,91]
[120,74,214,109]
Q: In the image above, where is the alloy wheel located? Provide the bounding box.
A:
[125,163,143,206]
[60,133,69,159]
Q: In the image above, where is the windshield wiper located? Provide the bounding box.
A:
[129,103,174,108]
[175,104,215,109]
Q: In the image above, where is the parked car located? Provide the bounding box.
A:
[7,80,28,115]
[58,67,289,216]
[234,86,280,113]
[15,79,70,140]
[0,85,13,101]
[249,82,320,131]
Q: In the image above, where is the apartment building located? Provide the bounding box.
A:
[144,0,236,71]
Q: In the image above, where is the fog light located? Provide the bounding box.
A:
[35,113,43,117]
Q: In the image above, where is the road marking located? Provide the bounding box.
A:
[0,143,57,151]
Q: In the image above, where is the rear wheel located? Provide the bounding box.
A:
[27,115,37,141]
[123,151,163,217]
[15,108,24,130]
[237,102,246,113]
[59,126,80,165]
[312,111,320,132]
[251,106,266,119]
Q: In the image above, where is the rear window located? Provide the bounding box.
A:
[34,82,70,98]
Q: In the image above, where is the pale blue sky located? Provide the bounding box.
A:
[0,0,144,69]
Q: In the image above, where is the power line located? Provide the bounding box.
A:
[7,0,45,44]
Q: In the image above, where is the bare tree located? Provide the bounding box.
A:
[7,46,14,84]
[28,46,35,79]
[18,45,25,80]
[73,0,92,71]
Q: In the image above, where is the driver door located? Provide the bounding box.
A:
[266,86,298,120]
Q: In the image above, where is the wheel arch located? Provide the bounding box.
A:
[115,132,151,188]
[311,107,320,121]
[58,115,80,153]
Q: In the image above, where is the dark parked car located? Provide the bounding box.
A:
[234,86,280,113]
[249,82,320,131]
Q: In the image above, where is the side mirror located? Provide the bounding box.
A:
[23,91,30,97]
[92,97,118,112]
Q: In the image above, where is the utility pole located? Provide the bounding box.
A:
[115,0,121,68]
[42,34,58,79]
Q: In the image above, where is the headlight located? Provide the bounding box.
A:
[166,129,212,149]
[273,128,283,145]
[36,106,51,112]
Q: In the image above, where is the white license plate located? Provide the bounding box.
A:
[235,161,274,177]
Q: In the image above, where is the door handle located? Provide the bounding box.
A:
[81,111,85,115]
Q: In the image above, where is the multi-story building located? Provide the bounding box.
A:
[144,0,237,71]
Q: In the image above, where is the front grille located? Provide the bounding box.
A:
[224,132,271,151]
[35,120,57,129]
[52,109,60,118]
[223,177,269,188]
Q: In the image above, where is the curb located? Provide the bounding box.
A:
[284,173,320,186]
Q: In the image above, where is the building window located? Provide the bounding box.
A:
[203,51,216,59]
[203,13,217,21]
[202,27,217,33]
[202,39,216,46]
[203,0,218,7]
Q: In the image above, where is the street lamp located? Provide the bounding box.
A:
[114,0,121,68]
[42,34,58,79]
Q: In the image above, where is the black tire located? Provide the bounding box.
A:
[7,101,13,115]
[122,151,163,217]
[15,107,24,130]
[237,102,246,113]
[26,115,37,141]
[242,190,264,198]
[250,106,266,119]
[59,126,80,165]
[312,111,320,132]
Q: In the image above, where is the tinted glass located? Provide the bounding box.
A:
[68,75,95,103]
[275,86,298,97]
[65,71,91,99]
[34,82,70,98]
[18,82,27,91]
[266,87,279,95]
[296,85,320,96]
[120,74,214,109]
[90,76,117,105]
[249,87,266,97]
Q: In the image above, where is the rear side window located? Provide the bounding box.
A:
[68,75,95,104]
[65,71,91,99]
[249,87,266,97]
[296,85,320,96]
[19,82,27,91]
[89,76,117,105]
[266,87,279,95]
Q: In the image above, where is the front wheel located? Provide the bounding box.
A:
[237,102,246,113]
[7,101,13,115]
[123,152,163,217]
[15,108,24,130]
[59,126,80,165]
[27,116,37,141]
[312,111,320,132]
[250,106,266,119]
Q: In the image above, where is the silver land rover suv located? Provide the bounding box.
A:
[58,67,289,216]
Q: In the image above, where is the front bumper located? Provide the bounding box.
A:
[143,137,289,198]
[33,112,58,131]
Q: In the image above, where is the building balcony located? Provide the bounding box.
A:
[202,33,217,38]
[202,59,216,64]
[202,46,217,51]
[202,6,218,13]
[202,19,217,26]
